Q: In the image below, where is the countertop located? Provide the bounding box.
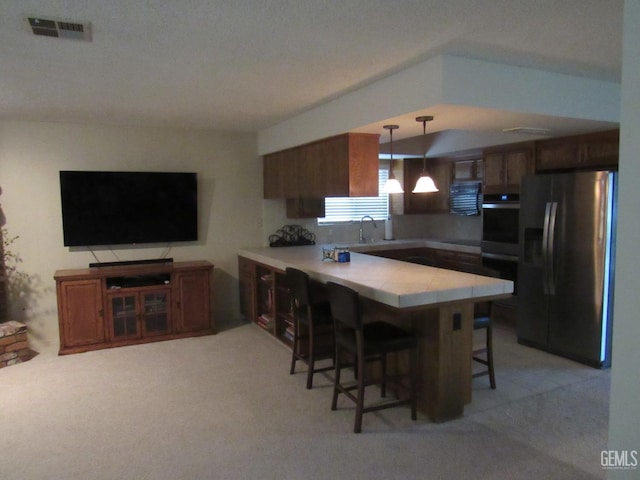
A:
[238,242,512,310]
[345,238,481,254]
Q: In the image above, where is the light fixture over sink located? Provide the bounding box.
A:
[381,124,404,194]
[412,115,439,193]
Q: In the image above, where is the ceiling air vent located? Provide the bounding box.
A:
[26,16,92,41]
[502,127,551,136]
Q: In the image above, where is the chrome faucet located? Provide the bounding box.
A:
[359,215,377,243]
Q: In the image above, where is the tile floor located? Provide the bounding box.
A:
[468,322,611,415]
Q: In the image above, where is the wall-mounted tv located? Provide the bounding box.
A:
[60,171,198,247]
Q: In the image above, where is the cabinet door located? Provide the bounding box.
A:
[582,133,619,167]
[536,142,580,171]
[453,160,475,181]
[141,289,172,337]
[285,197,325,218]
[344,133,380,197]
[483,153,505,191]
[504,150,533,191]
[58,279,104,348]
[0,273,7,320]
[484,144,533,193]
[109,293,141,340]
[263,150,299,198]
[301,139,333,197]
[174,270,212,333]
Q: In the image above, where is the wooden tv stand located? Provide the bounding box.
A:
[54,260,214,355]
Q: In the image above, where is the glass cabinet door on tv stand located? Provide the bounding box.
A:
[110,293,140,340]
[141,290,171,336]
[108,287,172,341]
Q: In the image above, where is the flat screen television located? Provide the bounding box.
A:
[59,171,198,247]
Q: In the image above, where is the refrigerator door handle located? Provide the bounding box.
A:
[542,202,551,295]
[542,202,552,295]
[597,177,607,243]
[547,201,559,295]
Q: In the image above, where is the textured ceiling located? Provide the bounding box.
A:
[0,0,624,135]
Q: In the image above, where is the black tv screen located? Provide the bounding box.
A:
[60,171,198,247]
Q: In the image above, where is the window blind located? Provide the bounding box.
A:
[318,169,389,223]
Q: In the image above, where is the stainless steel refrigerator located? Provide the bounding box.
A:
[517,170,616,367]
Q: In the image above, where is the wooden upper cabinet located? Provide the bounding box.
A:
[453,157,483,181]
[536,129,619,171]
[262,133,380,199]
[453,159,475,181]
[339,133,380,197]
[300,138,330,198]
[263,149,299,199]
[285,197,325,218]
[483,142,534,194]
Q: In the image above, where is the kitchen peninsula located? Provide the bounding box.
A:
[238,244,513,422]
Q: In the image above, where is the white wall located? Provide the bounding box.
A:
[0,120,262,354]
[607,1,640,477]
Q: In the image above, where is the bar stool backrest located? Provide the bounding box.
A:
[286,267,312,309]
[326,282,362,331]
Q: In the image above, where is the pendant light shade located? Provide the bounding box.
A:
[413,175,438,193]
[381,124,404,194]
[382,177,404,194]
[412,115,439,193]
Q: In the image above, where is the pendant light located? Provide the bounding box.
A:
[412,115,439,193]
[381,124,404,194]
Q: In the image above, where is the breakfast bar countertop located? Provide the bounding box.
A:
[238,244,513,310]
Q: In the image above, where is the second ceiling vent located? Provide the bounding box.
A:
[26,16,92,42]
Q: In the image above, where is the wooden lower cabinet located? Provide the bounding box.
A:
[238,250,482,350]
[173,270,212,333]
[55,261,214,355]
[57,278,105,348]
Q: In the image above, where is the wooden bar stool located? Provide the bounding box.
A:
[404,258,498,389]
[286,267,335,389]
[473,301,496,389]
[326,281,418,433]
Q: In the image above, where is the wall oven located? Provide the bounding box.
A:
[481,193,520,291]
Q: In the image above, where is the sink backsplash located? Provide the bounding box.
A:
[392,213,482,242]
[262,199,482,246]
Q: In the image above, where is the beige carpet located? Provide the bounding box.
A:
[0,322,609,479]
